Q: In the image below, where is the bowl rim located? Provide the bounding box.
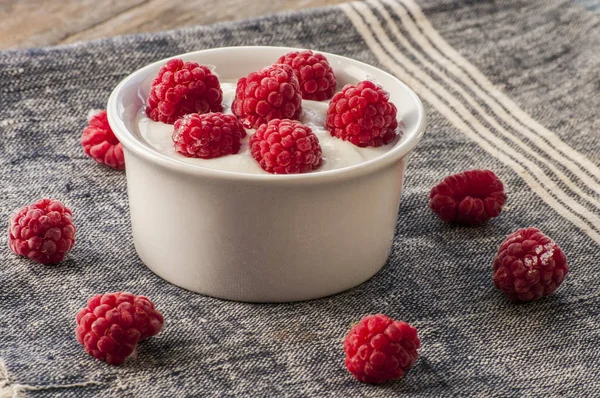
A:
[107,45,426,184]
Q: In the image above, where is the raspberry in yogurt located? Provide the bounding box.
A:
[137,56,403,175]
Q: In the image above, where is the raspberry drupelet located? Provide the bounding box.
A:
[493,227,569,301]
[146,58,223,124]
[8,198,76,264]
[81,110,125,170]
[250,119,322,174]
[429,169,506,225]
[326,80,399,147]
[75,292,164,365]
[232,64,302,129]
[276,50,337,101]
[343,314,420,384]
[172,112,246,159]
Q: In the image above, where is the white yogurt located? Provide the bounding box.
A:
[137,82,396,174]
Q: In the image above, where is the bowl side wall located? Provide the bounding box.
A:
[125,148,406,302]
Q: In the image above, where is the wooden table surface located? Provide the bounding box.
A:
[0,0,347,50]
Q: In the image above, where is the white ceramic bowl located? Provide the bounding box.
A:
[107,46,425,302]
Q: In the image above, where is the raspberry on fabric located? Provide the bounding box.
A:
[75,292,164,365]
[8,199,76,265]
[429,169,506,225]
[343,314,420,384]
[326,80,399,147]
[493,227,569,301]
[232,64,302,129]
[276,50,337,101]
[81,110,125,170]
[146,58,223,124]
[172,112,246,159]
[250,119,322,174]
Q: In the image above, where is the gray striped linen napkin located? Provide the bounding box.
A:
[1,1,599,396]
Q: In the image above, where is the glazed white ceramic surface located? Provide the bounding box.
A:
[107,46,426,302]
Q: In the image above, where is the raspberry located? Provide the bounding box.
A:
[429,169,506,225]
[8,198,76,264]
[232,64,302,129]
[250,119,322,174]
[81,110,125,170]
[343,314,420,384]
[493,227,569,301]
[75,292,164,365]
[276,50,337,101]
[146,58,223,124]
[172,112,246,159]
[326,80,399,147]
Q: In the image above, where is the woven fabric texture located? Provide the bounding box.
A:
[1,0,599,396]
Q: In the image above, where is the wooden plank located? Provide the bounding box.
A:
[0,0,146,49]
[0,0,347,49]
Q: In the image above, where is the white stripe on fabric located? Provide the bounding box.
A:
[367,0,600,211]
[341,2,600,244]
[352,1,600,228]
[400,0,600,181]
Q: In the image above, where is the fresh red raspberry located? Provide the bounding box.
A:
[493,227,569,301]
[232,64,302,129]
[8,199,76,264]
[172,112,246,159]
[81,110,125,170]
[146,58,223,124]
[343,314,420,384]
[276,50,337,101]
[429,169,506,225]
[75,292,164,365]
[250,119,322,174]
[326,80,399,147]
